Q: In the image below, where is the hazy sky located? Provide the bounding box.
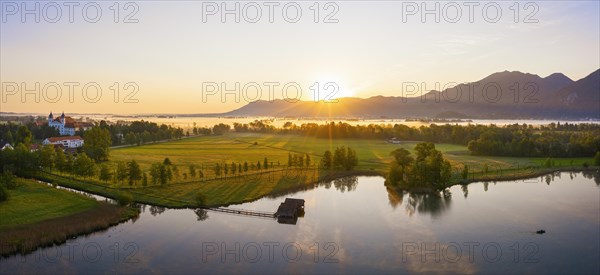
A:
[1,1,599,114]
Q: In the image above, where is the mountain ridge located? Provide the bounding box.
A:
[221,69,598,119]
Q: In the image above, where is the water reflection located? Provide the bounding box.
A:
[149,206,166,216]
[332,176,358,192]
[194,209,209,221]
[2,172,598,274]
[387,188,453,217]
[581,169,600,185]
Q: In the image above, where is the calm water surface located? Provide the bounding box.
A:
[1,172,599,274]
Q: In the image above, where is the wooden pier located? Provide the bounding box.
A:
[208,207,275,218]
[207,198,305,224]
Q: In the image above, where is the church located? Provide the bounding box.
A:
[47,112,93,136]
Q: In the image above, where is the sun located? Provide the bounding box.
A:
[312,75,356,101]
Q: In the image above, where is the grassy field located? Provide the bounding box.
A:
[0,178,139,256]
[0,178,98,230]
[37,133,594,208]
[110,133,593,174]
[110,133,474,174]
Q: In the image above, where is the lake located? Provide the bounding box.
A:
[4,113,599,130]
[1,172,599,274]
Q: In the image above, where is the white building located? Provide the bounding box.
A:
[48,112,76,136]
[43,136,84,149]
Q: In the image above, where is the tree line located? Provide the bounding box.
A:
[225,120,600,158]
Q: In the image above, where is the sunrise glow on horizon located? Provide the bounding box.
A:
[1,1,599,114]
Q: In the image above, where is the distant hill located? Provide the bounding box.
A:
[223,69,598,119]
[549,69,600,118]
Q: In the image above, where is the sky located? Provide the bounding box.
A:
[1,0,599,114]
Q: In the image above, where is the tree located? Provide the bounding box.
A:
[389,148,413,181]
[305,154,311,167]
[142,172,148,186]
[189,164,196,178]
[0,171,16,189]
[3,130,13,145]
[244,162,249,172]
[171,165,179,180]
[321,150,333,169]
[257,161,261,170]
[264,157,268,169]
[127,160,142,186]
[73,153,96,180]
[15,125,32,146]
[163,158,172,166]
[214,163,221,177]
[212,123,231,135]
[99,164,112,183]
[55,149,67,172]
[64,153,74,173]
[461,165,469,180]
[594,151,600,166]
[150,163,160,185]
[0,184,8,202]
[125,132,137,146]
[344,147,358,170]
[333,147,347,169]
[38,144,56,171]
[231,162,237,175]
[116,161,128,184]
[150,163,171,185]
[83,127,111,162]
[390,148,412,174]
[288,153,292,167]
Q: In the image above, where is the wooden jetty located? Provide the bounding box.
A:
[208,198,305,224]
[209,207,275,218]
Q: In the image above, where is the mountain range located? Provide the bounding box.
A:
[218,69,599,119]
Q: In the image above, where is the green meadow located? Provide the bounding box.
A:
[0,178,139,256]
[0,178,98,230]
[37,133,593,208]
[110,133,592,174]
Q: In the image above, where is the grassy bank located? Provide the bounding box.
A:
[0,178,139,257]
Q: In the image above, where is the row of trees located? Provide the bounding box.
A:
[467,129,600,157]
[223,121,600,158]
[320,146,358,170]
[1,121,58,143]
[288,153,311,167]
[213,157,279,177]
[95,120,186,146]
[386,142,452,189]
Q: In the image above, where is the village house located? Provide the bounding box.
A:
[387,137,401,144]
[42,136,84,149]
[0,141,13,151]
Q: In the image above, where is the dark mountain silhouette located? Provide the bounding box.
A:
[549,69,599,118]
[223,69,598,119]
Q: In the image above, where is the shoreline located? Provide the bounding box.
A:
[0,203,139,257]
[29,165,599,209]
[386,166,600,194]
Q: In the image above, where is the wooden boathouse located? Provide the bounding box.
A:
[275,198,305,218]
